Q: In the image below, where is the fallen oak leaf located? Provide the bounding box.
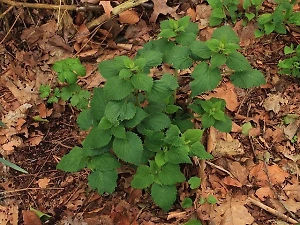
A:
[149,0,179,22]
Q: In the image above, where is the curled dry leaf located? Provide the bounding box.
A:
[22,210,42,225]
[119,10,140,24]
[149,0,179,22]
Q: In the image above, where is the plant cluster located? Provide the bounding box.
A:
[278,44,300,77]
[39,58,90,110]
[255,0,300,37]
[55,16,265,211]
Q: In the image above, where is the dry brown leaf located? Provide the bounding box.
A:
[99,1,113,17]
[23,210,42,225]
[284,183,300,201]
[222,176,243,187]
[255,186,274,201]
[119,10,140,24]
[213,139,244,157]
[228,161,248,185]
[149,0,179,22]
[187,8,197,21]
[0,204,18,225]
[263,93,288,114]
[210,196,254,225]
[207,82,239,111]
[37,178,50,188]
[28,135,43,146]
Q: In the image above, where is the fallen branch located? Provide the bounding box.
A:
[247,197,299,224]
[86,0,148,29]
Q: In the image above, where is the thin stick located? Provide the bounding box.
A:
[0,0,77,10]
[247,197,299,224]
[86,0,148,29]
[205,161,235,178]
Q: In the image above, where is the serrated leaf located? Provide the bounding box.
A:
[142,113,171,131]
[182,129,204,144]
[214,114,232,132]
[39,85,51,98]
[209,16,223,26]
[151,183,177,211]
[175,32,197,46]
[131,165,155,189]
[77,108,95,130]
[158,163,185,185]
[56,146,88,172]
[104,76,133,100]
[159,29,177,38]
[113,131,143,165]
[82,126,112,149]
[98,117,113,130]
[111,124,126,139]
[91,88,107,121]
[136,51,163,72]
[164,146,192,164]
[164,125,184,146]
[226,51,252,71]
[210,53,226,68]
[165,46,192,70]
[124,107,148,128]
[105,101,136,123]
[191,62,221,96]
[201,113,215,128]
[88,170,118,195]
[147,74,178,102]
[188,176,201,189]
[212,26,239,44]
[190,142,213,159]
[131,73,153,91]
[88,152,120,171]
[257,13,273,24]
[230,69,266,88]
[190,41,212,59]
[98,56,127,79]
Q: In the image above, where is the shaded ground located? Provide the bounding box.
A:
[0,0,300,224]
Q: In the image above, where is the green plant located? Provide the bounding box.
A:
[255,0,300,37]
[207,0,240,26]
[242,0,263,23]
[278,44,300,77]
[39,58,90,110]
[56,16,265,211]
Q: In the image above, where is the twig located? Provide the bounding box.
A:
[0,11,20,44]
[0,0,77,10]
[0,5,14,19]
[205,161,236,178]
[0,187,64,195]
[247,197,299,224]
[86,0,148,29]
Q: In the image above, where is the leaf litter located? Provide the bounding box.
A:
[0,0,300,224]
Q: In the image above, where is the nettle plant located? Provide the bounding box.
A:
[39,58,90,110]
[56,16,265,211]
[255,0,300,37]
[278,44,300,77]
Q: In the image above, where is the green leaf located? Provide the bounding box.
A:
[242,121,253,135]
[136,51,163,72]
[191,62,221,96]
[131,73,153,91]
[0,157,28,174]
[105,101,136,123]
[159,29,177,38]
[56,146,88,172]
[141,113,171,131]
[212,26,239,44]
[77,109,95,130]
[190,41,212,59]
[211,7,225,19]
[151,184,177,211]
[190,142,213,159]
[158,163,185,185]
[113,131,143,165]
[242,0,251,9]
[188,176,201,189]
[182,129,204,144]
[257,13,273,24]
[165,146,191,164]
[91,88,107,121]
[214,114,232,132]
[0,121,6,128]
[147,74,178,102]
[226,51,252,71]
[88,170,118,195]
[124,107,148,128]
[201,113,215,128]
[184,219,202,225]
[230,69,266,88]
[98,117,114,130]
[164,125,184,146]
[88,153,120,171]
[176,32,197,45]
[104,76,133,100]
[289,12,300,25]
[98,56,127,79]
[210,53,226,68]
[82,126,112,149]
[209,16,223,26]
[207,195,218,204]
[182,198,193,209]
[165,46,192,69]
[111,124,126,139]
[264,22,275,35]
[131,165,155,189]
[39,85,51,98]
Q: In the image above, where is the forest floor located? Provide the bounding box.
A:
[0,0,300,224]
